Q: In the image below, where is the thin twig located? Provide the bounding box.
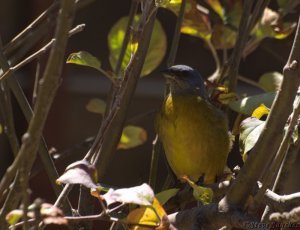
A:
[54,184,74,208]
[148,136,162,190]
[115,0,139,77]
[155,0,187,192]
[206,39,221,82]
[3,1,59,57]
[0,24,85,81]
[32,58,41,106]
[166,0,186,67]
[227,0,254,92]
[0,40,19,156]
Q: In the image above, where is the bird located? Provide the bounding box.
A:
[156,65,230,184]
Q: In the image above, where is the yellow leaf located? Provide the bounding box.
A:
[127,207,159,230]
[251,104,270,120]
[206,0,224,19]
[86,98,106,114]
[118,126,147,150]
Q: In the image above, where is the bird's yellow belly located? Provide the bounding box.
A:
[157,95,230,184]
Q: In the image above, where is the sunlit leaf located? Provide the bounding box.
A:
[127,207,160,229]
[182,176,213,204]
[155,188,179,205]
[86,98,106,114]
[239,117,265,161]
[126,197,168,230]
[162,0,212,40]
[251,104,270,120]
[181,1,212,40]
[229,92,276,115]
[108,15,167,77]
[152,197,167,220]
[102,183,154,206]
[255,8,296,40]
[56,160,98,189]
[118,125,147,150]
[258,72,283,92]
[66,51,101,70]
[206,0,225,20]
[159,0,187,15]
[6,210,23,225]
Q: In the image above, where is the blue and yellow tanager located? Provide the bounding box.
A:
[156,65,230,184]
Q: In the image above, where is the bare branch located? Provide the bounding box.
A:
[269,206,300,223]
[264,189,300,213]
[0,24,85,81]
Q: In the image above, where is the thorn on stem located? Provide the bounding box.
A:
[289,60,298,70]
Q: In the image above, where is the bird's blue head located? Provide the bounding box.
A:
[162,65,208,99]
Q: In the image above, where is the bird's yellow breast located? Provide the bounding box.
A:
[156,94,230,184]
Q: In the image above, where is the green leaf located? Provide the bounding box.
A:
[155,188,179,205]
[108,15,167,77]
[258,72,283,92]
[239,117,265,161]
[66,51,101,71]
[86,98,106,114]
[118,125,147,150]
[0,123,2,134]
[229,92,276,115]
[182,176,213,204]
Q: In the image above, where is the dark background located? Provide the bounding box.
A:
[1,0,300,229]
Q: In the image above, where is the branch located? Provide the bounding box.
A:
[269,206,300,223]
[0,24,85,81]
[114,0,139,77]
[220,15,300,208]
[264,189,300,213]
[168,205,266,230]
[226,0,254,92]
